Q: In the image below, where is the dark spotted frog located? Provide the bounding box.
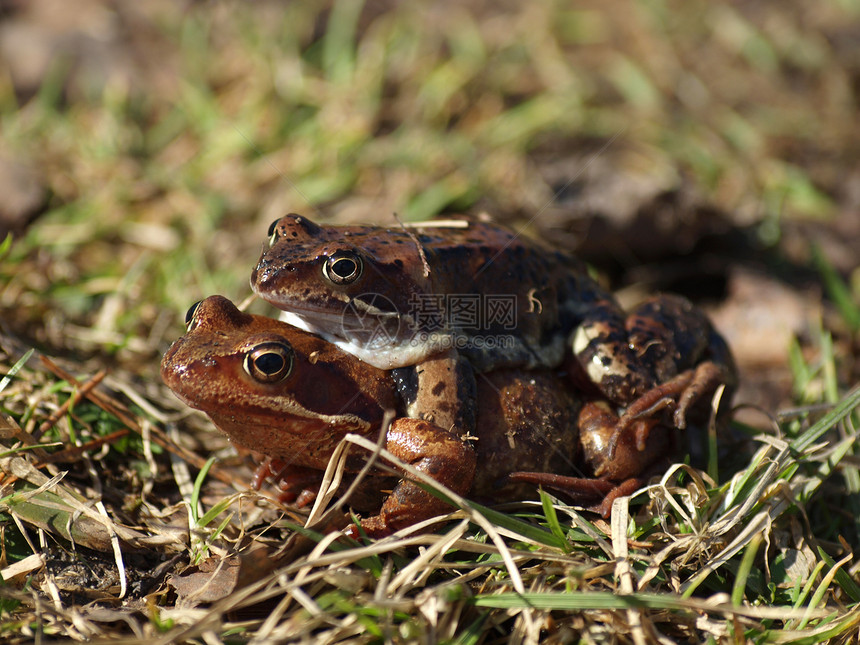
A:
[251,214,735,452]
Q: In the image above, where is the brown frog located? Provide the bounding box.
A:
[252,215,598,371]
[251,214,602,440]
[161,296,672,537]
[251,214,735,455]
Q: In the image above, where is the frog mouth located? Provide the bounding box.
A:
[274,294,404,339]
[276,302,446,370]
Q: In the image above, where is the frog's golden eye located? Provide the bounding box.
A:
[322,251,363,286]
[244,342,294,383]
[185,301,203,331]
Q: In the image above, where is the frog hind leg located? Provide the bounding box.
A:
[608,353,734,460]
[612,359,730,440]
[575,294,735,458]
[506,472,658,519]
[591,477,649,517]
[507,473,645,518]
[506,471,615,505]
[352,417,477,539]
[508,401,674,517]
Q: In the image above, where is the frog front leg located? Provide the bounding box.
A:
[351,417,477,538]
[572,293,735,452]
[252,457,324,507]
[391,349,477,440]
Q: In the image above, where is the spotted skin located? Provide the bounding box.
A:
[252,214,604,372]
[252,214,736,466]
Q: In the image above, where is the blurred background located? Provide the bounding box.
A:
[1,0,859,412]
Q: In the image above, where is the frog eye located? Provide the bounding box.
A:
[268,214,317,246]
[267,218,282,246]
[322,251,363,285]
[244,342,294,383]
[185,301,203,331]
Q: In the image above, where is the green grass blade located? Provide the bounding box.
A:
[0,349,34,395]
[792,386,860,453]
[322,0,364,85]
[190,457,216,526]
[732,532,762,606]
[811,243,860,332]
[465,502,568,550]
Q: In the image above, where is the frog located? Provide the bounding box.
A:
[161,296,673,537]
[251,214,735,455]
[250,214,602,440]
[251,214,600,372]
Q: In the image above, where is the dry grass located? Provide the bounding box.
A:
[2,340,859,642]
[1,1,860,642]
